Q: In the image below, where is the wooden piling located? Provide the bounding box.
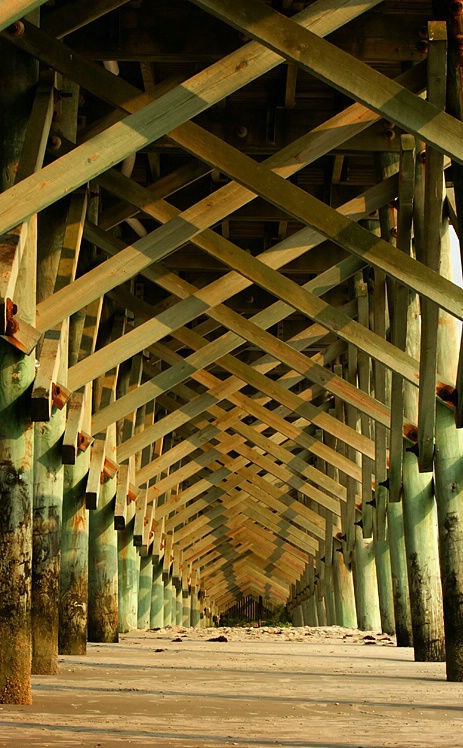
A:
[191,577,201,628]
[150,560,164,628]
[374,537,396,635]
[0,25,38,703]
[175,581,183,625]
[387,501,413,646]
[332,541,357,628]
[433,184,463,680]
[182,589,191,627]
[117,515,139,633]
[59,386,90,655]
[32,78,80,670]
[401,161,445,662]
[163,571,173,627]
[137,554,152,629]
[352,528,381,631]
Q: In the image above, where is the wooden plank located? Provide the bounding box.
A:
[189,0,463,163]
[0,0,48,31]
[417,22,448,473]
[0,0,383,237]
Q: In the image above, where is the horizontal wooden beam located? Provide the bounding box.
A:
[0,0,46,31]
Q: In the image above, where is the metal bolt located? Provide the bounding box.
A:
[8,21,25,37]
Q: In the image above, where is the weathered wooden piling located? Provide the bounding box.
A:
[332,542,357,628]
[0,25,38,703]
[150,559,164,628]
[433,0,463,683]
[352,528,381,631]
[387,501,413,646]
[400,153,445,662]
[137,554,152,629]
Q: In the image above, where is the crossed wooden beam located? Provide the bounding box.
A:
[0,0,459,607]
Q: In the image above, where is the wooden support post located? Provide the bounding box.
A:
[0,24,38,704]
[402,279,445,660]
[137,555,152,630]
[59,187,97,657]
[374,534,396,636]
[88,306,123,643]
[323,563,337,626]
[30,111,83,676]
[432,100,463,678]
[372,239,389,543]
[315,561,327,626]
[352,527,381,632]
[308,595,319,627]
[163,572,173,627]
[117,494,139,633]
[182,589,191,628]
[163,534,173,627]
[191,572,201,628]
[32,325,67,675]
[435,394,463,679]
[332,540,357,628]
[323,431,338,626]
[355,272,373,538]
[388,137,415,503]
[175,581,183,625]
[88,458,119,642]
[439,0,463,428]
[0,1,48,31]
[150,559,164,629]
[117,354,142,634]
[387,500,413,646]
[307,561,319,627]
[59,391,90,656]
[417,22,448,472]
